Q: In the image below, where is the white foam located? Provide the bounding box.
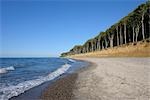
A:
[5,66,15,71]
[0,63,71,100]
[0,68,7,74]
[68,58,76,62]
[0,66,15,74]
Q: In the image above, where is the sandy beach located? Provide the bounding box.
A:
[40,57,150,100]
[73,57,150,100]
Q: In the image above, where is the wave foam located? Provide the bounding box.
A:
[68,58,76,62]
[0,66,15,74]
[0,64,71,100]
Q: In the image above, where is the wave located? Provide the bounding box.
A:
[0,66,15,74]
[0,63,71,100]
[68,58,76,63]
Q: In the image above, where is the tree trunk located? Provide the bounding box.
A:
[120,25,123,45]
[102,41,104,49]
[141,13,145,40]
[149,14,150,38]
[108,34,114,48]
[128,28,131,42]
[95,40,97,51]
[132,26,135,43]
[135,25,140,42]
[97,40,100,50]
[104,37,108,49]
[116,25,119,46]
[82,47,85,53]
[124,23,127,44]
[87,45,89,52]
[91,42,94,52]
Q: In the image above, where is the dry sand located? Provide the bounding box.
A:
[73,58,150,100]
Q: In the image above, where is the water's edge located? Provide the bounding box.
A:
[9,58,90,100]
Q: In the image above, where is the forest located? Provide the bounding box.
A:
[61,2,150,57]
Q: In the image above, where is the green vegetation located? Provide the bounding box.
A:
[61,2,150,57]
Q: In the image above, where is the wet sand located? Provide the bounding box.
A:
[41,73,78,100]
[40,61,93,100]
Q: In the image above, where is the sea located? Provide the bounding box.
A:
[0,57,89,100]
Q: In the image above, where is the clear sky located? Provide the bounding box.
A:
[1,0,146,57]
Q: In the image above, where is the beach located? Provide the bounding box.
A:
[7,58,89,100]
[73,57,150,100]
[2,1,150,100]
[41,57,150,100]
[40,60,92,100]
[9,57,150,100]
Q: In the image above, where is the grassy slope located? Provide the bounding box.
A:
[68,41,150,58]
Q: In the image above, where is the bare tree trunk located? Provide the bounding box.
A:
[97,40,100,50]
[141,13,145,40]
[104,37,108,49]
[89,43,91,52]
[135,25,140,42]
[102,41,104,49]
[84,46,86,53]
[133,26,135,43]
[87,45,89,52]
[124,23,127,44]
[87,46,88,52]
[128,28,131,42]
[149,14,150,38]
[108,34,114,48]
[95,40,97,51]
[120,25,123,45]
[82,47,84,53]
[116,25,119,46]
[93,41,96,51]
[99,39,101,50]
[91,42,94,52]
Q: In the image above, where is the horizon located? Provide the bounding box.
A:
[1,0,146,57]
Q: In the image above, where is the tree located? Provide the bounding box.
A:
[135,24,140,42]
[140,4,148,40]
[124,22,127,44]
[106,28,115,48]
[116,25,120,46]
[108,33,114,48]
[119,23,123,45]
[61,2,150,57]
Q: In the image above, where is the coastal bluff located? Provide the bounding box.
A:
[61,2,150,57]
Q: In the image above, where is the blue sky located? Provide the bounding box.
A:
[1,0,145,57]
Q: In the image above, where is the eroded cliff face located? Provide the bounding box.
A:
[61,2,150,57]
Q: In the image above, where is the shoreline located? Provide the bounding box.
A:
[10,57,150,100]
[9,59,93,100]
[40,73,78,100]
[40,60,94,100]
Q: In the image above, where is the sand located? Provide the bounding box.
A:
[41,57,150,100]
[41,73,78,100]
[73,57,150,100]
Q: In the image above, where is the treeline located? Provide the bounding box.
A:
[61,2,150,57]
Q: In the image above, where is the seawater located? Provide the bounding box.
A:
[0,58,88,100]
